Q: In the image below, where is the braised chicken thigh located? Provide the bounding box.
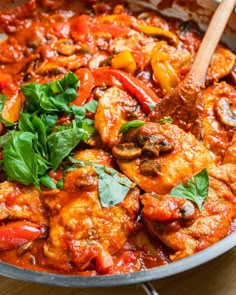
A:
[43,149,140,273]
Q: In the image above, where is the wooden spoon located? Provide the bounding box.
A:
[150,0,236,138]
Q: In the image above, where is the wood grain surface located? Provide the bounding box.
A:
[0,248,235,295]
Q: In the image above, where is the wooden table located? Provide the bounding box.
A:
[0,248,236,295]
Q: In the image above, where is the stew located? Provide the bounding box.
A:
[0,0,235,276]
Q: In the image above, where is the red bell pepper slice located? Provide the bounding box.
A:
[92,68,159,114]
[72,15,95,51]
[71,68,94,106]
[0,221,41,250]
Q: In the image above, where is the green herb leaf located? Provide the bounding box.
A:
[0,133,12,149]
[21,72,79,114]
[47,128,87,170]
[2,132,39,185]
[40,173,56,189]
[118,120,145,134]
[158,116,173,124]
[169,168,209,211]
[95,165,134,207]
[40,113,58,135]
[84,100,98,113]
[70,105,86,121]
[56,179,64,189]
[68,157,135,207]
[1,73,95,189]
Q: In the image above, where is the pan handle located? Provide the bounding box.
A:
[140,282,160,295]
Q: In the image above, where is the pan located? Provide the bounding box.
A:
[0,0,235,292]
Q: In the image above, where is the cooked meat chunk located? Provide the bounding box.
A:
[43,149,140,273]
[142,176,236,261]
[202,82,236,163]
[113,122,212,195]
[141,193,197,222]
[94,86,145,148]
[0,181,48,225]
[206,46,235,83]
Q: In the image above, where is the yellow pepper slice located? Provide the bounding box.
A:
[2,94,22,123]
[151,46,179,95]
[111,50,137,74]
[136,24,178,46]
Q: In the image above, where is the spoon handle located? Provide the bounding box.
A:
[189,0,236,86]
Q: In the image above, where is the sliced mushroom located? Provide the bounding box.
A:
[215,97,236,128]
[112,142,142,160]
[139,159,161,176]
[142,135,174,157]
[178,201,196,220]
[54,39,76,56]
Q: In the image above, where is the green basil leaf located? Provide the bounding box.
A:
[47,128,86,170]
[2,131,39,185]
[118,120,145,134]
[169,168,209,211]
[68,157,135,207]
[36,153,51,176]
[0,94,6,112]
[31,115,47,153]
[49,80,64,95]
[69,105,86,121]
[0,133,12,148]
[56,178,64,189]
[40,173,56,189]
[39,92,59,112]
[50,88,77,111]
[58,71,79,90]
[158,117,173,124]
[19,112,35,133]
[21,83,47,112]
[40,113,58,135]
[84,100,98,113]
[21,72,79,114]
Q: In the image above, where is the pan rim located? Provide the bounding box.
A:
[0,231,235,288]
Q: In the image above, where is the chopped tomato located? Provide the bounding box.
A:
[0,221,41,250]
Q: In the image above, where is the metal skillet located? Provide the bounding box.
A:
[0,0,235,294]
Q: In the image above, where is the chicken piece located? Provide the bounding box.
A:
[142,176,236,261]
[202,82,236,163]
[43,149,140,273]
[141,193,197,223]
[206,45,235,83]
[209,163,236,196]
[223,132,236,164]
[0,181,48,225]
[112,122,212,195]
[94,86,145,149]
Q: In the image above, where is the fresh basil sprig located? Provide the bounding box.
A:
[169,168,209,211]
[1,72,96,189]
[68,157,135,207]
[118,120,145,134]
[2,132,40,187]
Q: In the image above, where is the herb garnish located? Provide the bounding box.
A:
[0,72,96,188]
[169,168,209,211]
[158,116,173,124]
[118,120,145,134]
[68,157,135,207]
